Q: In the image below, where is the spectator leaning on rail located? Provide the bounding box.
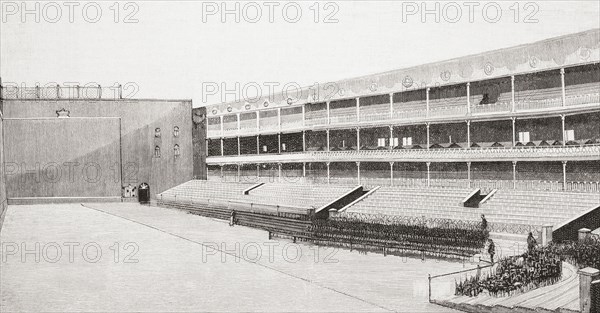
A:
[527,232,537,252]
[488,239,496,263]
[481,214,488,230]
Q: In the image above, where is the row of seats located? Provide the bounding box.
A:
[158,180,356,213]
[346,186,473,220]
[344,185,600,229]
[281,114,303,127]
[515,86,563,100]
[359,103,389,119]
[566,81,599,94]
[301,138,598,152]
[329,106,357,124]
[243,182,354,209]
[239,119,257,130]
[429,96,468,108]
[259,116,278,128]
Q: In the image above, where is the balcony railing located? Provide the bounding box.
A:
[309,143,600,162]
[392,108,427,120]
[566,93,600,106]
[259,123,279,133]
[304,116,328,127]
[471,101,511,114]
[429,104,467,117]
[329,113,357,124]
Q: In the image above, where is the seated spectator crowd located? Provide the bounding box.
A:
[455,247,562,297]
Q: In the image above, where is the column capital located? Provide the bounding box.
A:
[561,114,566,120]
[466,82,471,87]
[355,161,361,166]
[512,161,518,166]
[389,125,394,130]
[389,161,395,166]
[578,267,599,277]
[511,75,515,82]
[355,126,360,131]
[326,162,330,166]
[426,122,430,128]
[511,116,516,122]
[426,162,431,166]
[560,68,565,75]
[466,120,471,126]
[467,161,471,166]
[426,87,431,92]
[562,160,568,165]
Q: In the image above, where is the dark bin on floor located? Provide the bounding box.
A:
[138,183,150,204]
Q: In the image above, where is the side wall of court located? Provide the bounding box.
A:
[2,99,194,199]
[192,107,207,180]
[0,112,7,229]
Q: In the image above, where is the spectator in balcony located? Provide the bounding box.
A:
[488,239,496,263]
[479,93,490,105]
[481,214,488,230]
[527,232,537,252]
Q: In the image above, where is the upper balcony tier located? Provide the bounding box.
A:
[206,64,600,139]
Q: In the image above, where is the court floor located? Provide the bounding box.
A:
[0,203,462,312]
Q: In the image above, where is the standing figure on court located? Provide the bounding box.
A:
[229,210,236,227]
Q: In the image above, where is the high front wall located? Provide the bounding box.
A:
[2,99,193,199]
[4,118,121,198]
